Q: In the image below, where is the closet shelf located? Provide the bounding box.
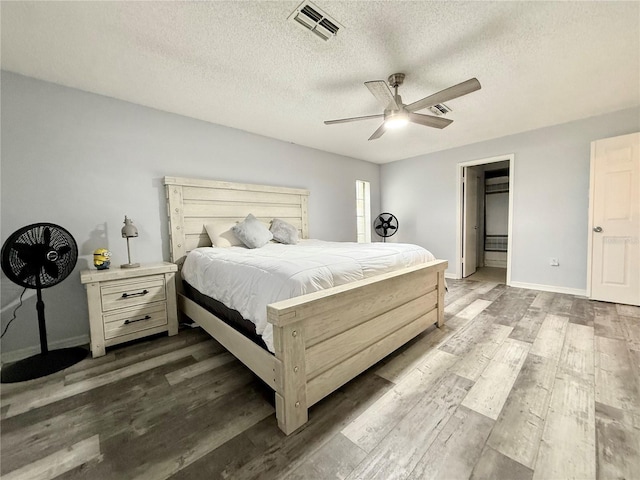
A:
[485,183,509,194]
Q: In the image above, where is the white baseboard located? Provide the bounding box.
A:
[445,274,587,297]
[508,281,587,297]
[1,334,90,364]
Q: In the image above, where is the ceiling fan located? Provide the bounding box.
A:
[324,73,481,140]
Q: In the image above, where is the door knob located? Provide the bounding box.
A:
[593,226,603,233]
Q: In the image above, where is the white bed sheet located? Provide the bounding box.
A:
[181,239,436,352]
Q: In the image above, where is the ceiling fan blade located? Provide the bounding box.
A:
[368,123,386,141]
[365,80,400,110]
[324,114,383,125]
[406,78,481,113]
[409,112,454,129]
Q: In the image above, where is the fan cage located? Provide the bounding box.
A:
[2,224,78,289]
[373,213,399,238]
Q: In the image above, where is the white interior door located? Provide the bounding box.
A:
[463,167,479,277]
[589,132,640,306]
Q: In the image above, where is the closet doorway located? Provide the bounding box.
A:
[456,154,514,284]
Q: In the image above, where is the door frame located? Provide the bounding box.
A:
[456,154,515,283]
[586,140,597,299]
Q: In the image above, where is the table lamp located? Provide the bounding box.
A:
[121,216,140,268]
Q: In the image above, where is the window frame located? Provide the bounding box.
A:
[355,180,371,243]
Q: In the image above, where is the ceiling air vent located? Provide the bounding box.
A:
[289,1,343,41]
[427,103,452,116]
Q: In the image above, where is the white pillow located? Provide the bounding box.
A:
[205,221,244,248]
[270,218,299,244]
[232,214,273,249]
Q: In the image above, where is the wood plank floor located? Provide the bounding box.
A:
[1,279,639,479]
[465,267,507,284]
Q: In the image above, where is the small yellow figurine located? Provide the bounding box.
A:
[93,248,112,270]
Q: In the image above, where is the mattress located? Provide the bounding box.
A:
[181,239,436,352]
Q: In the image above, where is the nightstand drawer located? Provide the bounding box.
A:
[100,275,166,312]
[103,302,168,340]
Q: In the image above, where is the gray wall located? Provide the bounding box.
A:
[381,107,640,292]
[3,69,638,357]
[0,72,380,356]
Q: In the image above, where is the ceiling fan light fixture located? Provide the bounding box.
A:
[324,73,481,140]
[384,111,409,129]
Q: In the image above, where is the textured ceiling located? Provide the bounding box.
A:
[1,1,639,164]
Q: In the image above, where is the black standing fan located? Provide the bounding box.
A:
[1,223,86,383]
[373,213,399,242]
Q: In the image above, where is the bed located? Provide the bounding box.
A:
[164,176,448,435]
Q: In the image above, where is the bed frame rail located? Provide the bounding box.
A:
[179,294,280,391]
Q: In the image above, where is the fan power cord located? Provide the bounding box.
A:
[1,287,27,339]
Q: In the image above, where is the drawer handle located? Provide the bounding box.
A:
[124,315,151,325]
[121,289,149,299]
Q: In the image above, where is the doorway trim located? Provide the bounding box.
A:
[456,153,515,284]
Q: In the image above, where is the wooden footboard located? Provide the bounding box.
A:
[267,259,447,434]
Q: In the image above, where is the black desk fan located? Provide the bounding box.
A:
[373,213,399,242]
[1,223,87,383]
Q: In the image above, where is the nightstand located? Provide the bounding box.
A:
[80,262,179,357]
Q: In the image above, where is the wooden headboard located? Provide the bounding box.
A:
[164,176,310,263]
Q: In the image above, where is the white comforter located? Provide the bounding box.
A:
[181,239,435,352]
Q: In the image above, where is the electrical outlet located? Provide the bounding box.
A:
[550,258,559,266]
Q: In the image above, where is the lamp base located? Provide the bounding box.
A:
[121,263,140,268]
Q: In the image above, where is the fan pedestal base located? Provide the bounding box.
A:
[1,347,87,383]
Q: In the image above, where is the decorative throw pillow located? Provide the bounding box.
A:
[232,214,273,248]
[204,221,244,248]
[270,218,299,244]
